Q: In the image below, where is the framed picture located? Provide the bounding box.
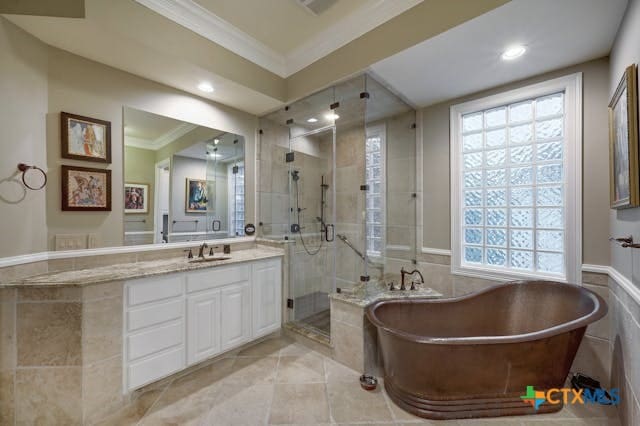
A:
[185,178,209,213]
[609,64,639,209]
[61,112,111,163]
[61,166,111,211]
[124,183,149,214]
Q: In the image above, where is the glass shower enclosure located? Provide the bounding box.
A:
[258,74,416,338]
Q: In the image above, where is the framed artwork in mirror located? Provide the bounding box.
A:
[609,64,639,209]
[61,112,111,163]
[61,166,111,211]
[186,178,209,213]
[124,183,149,214]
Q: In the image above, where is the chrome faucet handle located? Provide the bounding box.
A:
[388,281,396,291]
[184,249,193,259]
[209,247,214,256]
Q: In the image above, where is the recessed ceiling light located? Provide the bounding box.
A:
[501,45,526,61]
[214,138,220,145]
[307,118,318,123]
[198,82,214,93]
[325,113,340,121]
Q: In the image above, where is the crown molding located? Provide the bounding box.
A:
[135,0,287,76]
[134,0,423,78]
[285,0,423,75]
[125,122,199,151]
[124,136,154,150]
[153,122,199,149]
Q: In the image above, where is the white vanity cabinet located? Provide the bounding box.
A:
[123,257,281,391]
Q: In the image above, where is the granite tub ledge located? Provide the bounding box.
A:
[330,280,442,308]
[1,246,284,288]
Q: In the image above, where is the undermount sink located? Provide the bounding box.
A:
[189,256,232,263]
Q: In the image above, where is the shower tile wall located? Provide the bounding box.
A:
[257,118,289,239]
[379,110,417,264]
[326,125,367,290]
[258,117,333,321]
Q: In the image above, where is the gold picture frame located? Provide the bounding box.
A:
[609,64,639,209]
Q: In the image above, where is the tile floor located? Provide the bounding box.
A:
[99,335,621,426]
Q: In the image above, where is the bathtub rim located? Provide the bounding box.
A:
[365,280,607,345]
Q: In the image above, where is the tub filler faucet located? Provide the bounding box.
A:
[401,267,424,290]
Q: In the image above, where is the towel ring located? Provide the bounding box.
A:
[17,163,47,190]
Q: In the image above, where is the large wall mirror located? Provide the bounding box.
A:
[123,107,245,245]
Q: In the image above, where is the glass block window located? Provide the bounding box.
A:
[230,162,245,236]
[459,92,566,276]
[366,126,385,258]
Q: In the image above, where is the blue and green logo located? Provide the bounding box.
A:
[520,385,620,410]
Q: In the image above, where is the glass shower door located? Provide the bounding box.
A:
[287,125,336,336]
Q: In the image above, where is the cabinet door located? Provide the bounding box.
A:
[220,281,251,350]
[252,260,282,337]
[187,289,221,365]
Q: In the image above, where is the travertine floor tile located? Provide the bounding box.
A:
[237,337,291,357]
[327,380,393,423]
[224,356,278,386]
[206,383,273,425]
[269,383,330,424]
[276,353,325,383]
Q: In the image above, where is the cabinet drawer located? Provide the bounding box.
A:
[127,299,183,332]
[127,321,183,361]
[127,275,183,306]
[186,265,249,293]
[127,347,184,390]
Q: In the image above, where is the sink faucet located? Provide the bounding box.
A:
[197,242,208,259]
[400,267,425,290]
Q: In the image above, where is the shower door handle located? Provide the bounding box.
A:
[325,224,335,242]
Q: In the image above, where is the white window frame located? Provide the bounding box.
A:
[450,73,582,284]
[365,124,386,262]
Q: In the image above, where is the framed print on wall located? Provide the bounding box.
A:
[185,178,209,213]
[609,64,639,209]
[124,183,149,214]
[61,112,112,163]
[61,165,112,211]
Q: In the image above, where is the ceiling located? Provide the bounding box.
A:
[135,0,422,77]
[193,0,371,54]
[370,0,628,108]
[3,0,508,115]
[124,108,198,150]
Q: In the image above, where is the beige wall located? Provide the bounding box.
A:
[609,0,640,281]
[123,146,155,232]
[608,1,640,424]
[421,57,611,266]
[0,16,258,256]
[45,46,258,250]
[0,18,48,258]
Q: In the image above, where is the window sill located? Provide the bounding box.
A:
[451,265,567,284]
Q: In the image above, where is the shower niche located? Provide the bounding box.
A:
[259,74,416,337]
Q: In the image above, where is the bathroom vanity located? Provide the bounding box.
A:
[0,244,283,424]
[124,257,281,390]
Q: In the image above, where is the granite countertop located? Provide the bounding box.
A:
[330,280,443,307]
[2,246,284,288]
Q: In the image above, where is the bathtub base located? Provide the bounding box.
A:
[384,380,563,420]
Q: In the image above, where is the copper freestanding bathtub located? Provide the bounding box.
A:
[366,281,607,420]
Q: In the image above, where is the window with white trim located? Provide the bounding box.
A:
[450,75,582,283]
[365,125,386,259]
